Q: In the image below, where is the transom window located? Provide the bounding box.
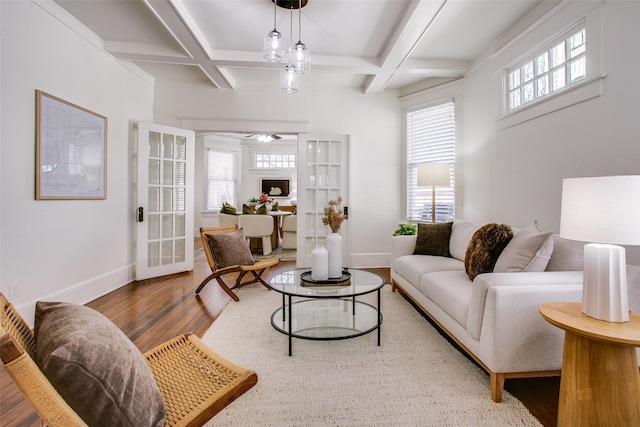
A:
[255,153,296,169]
[507,26,585,112]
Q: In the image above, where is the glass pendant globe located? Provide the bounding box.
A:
[263,30,285,63]
[290,42,310,73]
[280,65,300,94]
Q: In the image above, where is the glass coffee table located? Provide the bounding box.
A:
[269,268,384,356]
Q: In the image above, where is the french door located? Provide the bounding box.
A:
[135,122,195,280]
[296,134,349,267]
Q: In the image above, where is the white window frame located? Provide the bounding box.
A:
[494,2,604,131]
[506,24,586,112]
[255,152,296,169]
[406,100,455,223]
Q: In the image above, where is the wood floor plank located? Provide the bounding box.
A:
[0,258,558,426]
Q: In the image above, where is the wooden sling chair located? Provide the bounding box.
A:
[196,225,279,301]
[0,293,257,427]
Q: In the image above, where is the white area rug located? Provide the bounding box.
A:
[202,286,541,426]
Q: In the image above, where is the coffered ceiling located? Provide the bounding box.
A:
[54,0,541,95]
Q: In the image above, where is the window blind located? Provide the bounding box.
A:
[407,101,455,222]
[206,149,237,211]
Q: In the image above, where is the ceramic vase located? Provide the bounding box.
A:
[326,232,342,278]
[311,245,329,281]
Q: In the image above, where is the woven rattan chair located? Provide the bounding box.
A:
[196,225,279,301]
[0,293,257,427]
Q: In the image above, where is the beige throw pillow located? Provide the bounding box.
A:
[494,222,554,272]
[34,302,166,427]
[206,228,255,269]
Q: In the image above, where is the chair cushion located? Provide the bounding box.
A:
[34,301,165,427]
[206,228,255,269]
[413,222,452,257]
[464,223,513,280]
[494,222,554,272]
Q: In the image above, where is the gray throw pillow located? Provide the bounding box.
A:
[34,301,165,427]
[545,235,587,271]
[206,228,255,269]
[494,222,554,272]
[464,223,513,280]
[413,222,452,257]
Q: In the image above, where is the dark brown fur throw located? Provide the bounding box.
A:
[464,223,513,280]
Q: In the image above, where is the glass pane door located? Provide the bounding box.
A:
[297,134,349,267]
[136,122,194,280]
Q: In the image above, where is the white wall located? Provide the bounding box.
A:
[0,1,154,319]
[154,87,402,267]
[456,0,640,264]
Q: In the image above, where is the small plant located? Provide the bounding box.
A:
[393,223,417,236]
[248,197,259,203]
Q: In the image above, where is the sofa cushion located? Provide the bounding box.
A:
[419,271,474,328]
[545,235,586,271]
[394,255,465,286]
[494,222,554,272]
[34,301,166,427]
[449,220,483,261]
[206,228,255,269]
[413,222,452,257]
[464,223,513,280]
[219,202,237,215]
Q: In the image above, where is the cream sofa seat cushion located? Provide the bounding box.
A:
[394,255,465,287]
[419,271,473,329]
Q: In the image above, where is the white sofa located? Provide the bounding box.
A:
[390,219,640,402]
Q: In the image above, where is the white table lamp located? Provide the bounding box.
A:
[417,163,451,223]
[560,176,640,322]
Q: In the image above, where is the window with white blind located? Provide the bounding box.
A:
[206,149,237,211]
[406,101,455,223]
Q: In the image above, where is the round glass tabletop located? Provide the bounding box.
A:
[269,268,384,298]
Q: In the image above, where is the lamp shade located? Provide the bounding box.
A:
[417,163,451,187]
[560,176,640,246]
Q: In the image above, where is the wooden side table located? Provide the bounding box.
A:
[539,302,640,426]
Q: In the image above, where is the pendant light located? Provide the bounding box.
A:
[290,0,310,73]
[263,0,285,62]
[280,7,299,93]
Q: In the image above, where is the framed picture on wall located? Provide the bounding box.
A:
[260,178,291,198]
[35,90,108,200]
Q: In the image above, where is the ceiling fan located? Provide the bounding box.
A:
[248,134,282,143]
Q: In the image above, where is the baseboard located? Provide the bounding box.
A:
[15,264,134,327]
[349,252,390,268]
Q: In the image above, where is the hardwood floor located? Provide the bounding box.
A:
[0,255,559,426]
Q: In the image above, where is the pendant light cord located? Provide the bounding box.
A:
[298,0,302,42]
[273,0,278,30]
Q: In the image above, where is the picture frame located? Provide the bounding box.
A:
[35,90,107,200]
[260,178,291,198]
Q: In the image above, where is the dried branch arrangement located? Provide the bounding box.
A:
[322,196,346,233]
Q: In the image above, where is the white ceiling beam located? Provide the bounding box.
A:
[364,0,448,95]
[141,0,233,89]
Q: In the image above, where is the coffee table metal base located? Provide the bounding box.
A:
[271,294,382,356]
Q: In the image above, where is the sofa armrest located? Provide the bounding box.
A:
[390,235,417,278]
[478,282,583,373]
[467,271,583,341]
